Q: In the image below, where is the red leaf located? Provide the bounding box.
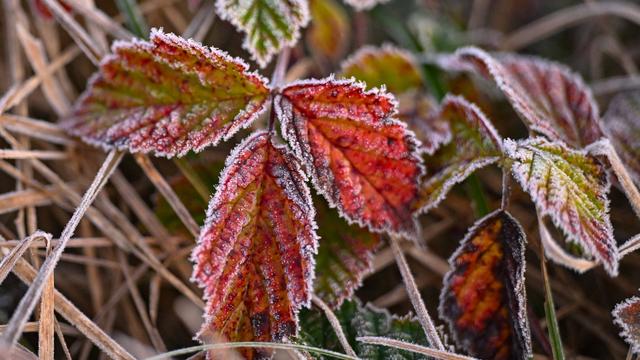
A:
[275,77,424,238]
[438,47,603,148]
[63,29,270,158]
[440,210,532,360]
[191,131,317,358]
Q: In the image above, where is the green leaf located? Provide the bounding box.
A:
[216,0,309,67]
[505,137,618,275]
[297,299,430,359]
[414,95,502,214]
[313,199,382,307]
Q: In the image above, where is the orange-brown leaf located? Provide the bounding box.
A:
[440,210,531,360]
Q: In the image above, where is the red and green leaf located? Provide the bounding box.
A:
[313,198,382,307]
[191,131,317,359]
[306,0,350,62]
[613,296,640,353]
[602,91,640,187]
[415,95,502,214]
[63,29,270,158]
[438,47,603,148]
[440,210,531,360]
[505,137,618,275]
[216,0,309,67]
[275,77,424,238]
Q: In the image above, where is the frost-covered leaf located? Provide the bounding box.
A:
[438,47,603,148]
[216,0,309,67]
[440,210,531,360]
[276,77,424,238]
[63,29,270,158]
[306,0,349,62]
[314,198,381,307]
[343,0,391,11]
[602,91,640,187]
[505,137,618,275]
[340,45,423,95]
[613,296,640,354]
[396,91,449,155]
[298,299,429,359]
[414,95,502,214]
[191,131,318,359]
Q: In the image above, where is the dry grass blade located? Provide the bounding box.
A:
[15,23,71,116]
[389,235,445,351]
[0,150,123,348]
[357,336,478,360]
[0,231,51,286]
[61,0,134,40]
[38,238,56,360]
[311,295,357,357]
[0,114,72,145]
[503,1,640,50]
[0,186,56,215]
[0,149,67,160]
[134,154,200,238]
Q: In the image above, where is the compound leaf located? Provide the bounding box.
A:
[307,0,350,62]
[191,131,318,359]
[613,296,640,354]
[505,137,618,275]
[216,0,309,67]
[602,91,640,187]
[439,47,603,148]
[415,95,502,214]
[63,29,270,158]
[276,77,424,238]
[342,0,391,11]
[298,299,429,359]
[314,198,382,307]
[440,210,531,360]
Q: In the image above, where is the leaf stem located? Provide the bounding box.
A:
[173,157,210,202]
[540,246,566,360]
[312,295,357,357]
[389,235,445,350]
[357,336,477,360]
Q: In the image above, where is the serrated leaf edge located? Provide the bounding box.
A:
[613,296,640,354]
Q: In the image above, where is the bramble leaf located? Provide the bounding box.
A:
[63,29,270,158]
[307,0,350,62]
[438,47,603,148]
[414,95,502,214]
[613,296,640,354]
[340,45,423,95]
[298,299,429,359]
[440,210,531,360]
[191,131,318,359]
[216,0,309,67]
[342,0,391,11]
[602,91,640,187]
[276,77,424,238]
[505,137,618,275]
[340,46,447,155]
[313,198,382,307]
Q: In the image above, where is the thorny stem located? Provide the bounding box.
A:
[311,295,357,357]
[389,235,445,350]
[268,47,291,133]
[501,164,512,210]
